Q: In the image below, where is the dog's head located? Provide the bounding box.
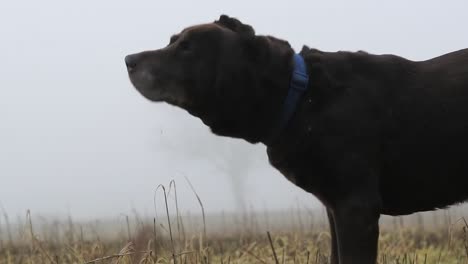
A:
[125,15,293,143]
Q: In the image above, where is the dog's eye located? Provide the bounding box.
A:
[179,40,191,51]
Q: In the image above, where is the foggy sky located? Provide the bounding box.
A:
[1,0,467,220]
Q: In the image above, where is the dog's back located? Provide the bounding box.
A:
[303,48,468,215]
[379,48,468,214]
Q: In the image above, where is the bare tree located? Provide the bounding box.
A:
[155,124,262,212]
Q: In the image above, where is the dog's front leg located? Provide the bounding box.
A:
[332,196,380,264]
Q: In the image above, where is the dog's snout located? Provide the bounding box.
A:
[125,55,137,72]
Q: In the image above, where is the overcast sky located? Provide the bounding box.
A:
[1,0,467,220]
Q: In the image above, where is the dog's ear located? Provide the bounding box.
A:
[301,45,311,54]
[215,15,255,39]
[248,36,292,64]
[216,15,265,60]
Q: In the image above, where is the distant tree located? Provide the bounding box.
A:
[155,122,263,212]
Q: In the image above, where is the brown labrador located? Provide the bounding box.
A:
[125,15,468,264]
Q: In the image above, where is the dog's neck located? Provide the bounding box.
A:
[189,36,304,145]
[225,37,297,144]
[263,53,310,145]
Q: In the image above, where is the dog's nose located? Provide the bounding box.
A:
[125,55,137,72]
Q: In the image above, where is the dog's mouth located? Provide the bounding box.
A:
[134,87,165,102]
[127,72,190,108]
[125,53,159,101]
[125,54,190,107]
[127,69,164,102]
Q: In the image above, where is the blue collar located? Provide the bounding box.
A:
[266,53,309,144]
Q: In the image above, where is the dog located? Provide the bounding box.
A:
[125,15,468,264]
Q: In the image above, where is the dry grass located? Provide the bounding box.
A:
[2,183,468,263]
[1,218,468,264]
[1,208,468,264]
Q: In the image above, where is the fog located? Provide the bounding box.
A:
[1,0,467,220]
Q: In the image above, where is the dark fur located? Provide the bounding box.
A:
[125,15,468,263]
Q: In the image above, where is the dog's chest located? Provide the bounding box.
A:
[266,146,327,200]
[267,149,306,185]
[280,168,298,184]
[267,151,303,186]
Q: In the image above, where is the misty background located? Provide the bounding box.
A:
[1,0,467,221]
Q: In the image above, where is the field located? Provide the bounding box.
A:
[2,203,468,264]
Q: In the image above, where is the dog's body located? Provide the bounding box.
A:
[271,47,468,215]
[125,15,468,263]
